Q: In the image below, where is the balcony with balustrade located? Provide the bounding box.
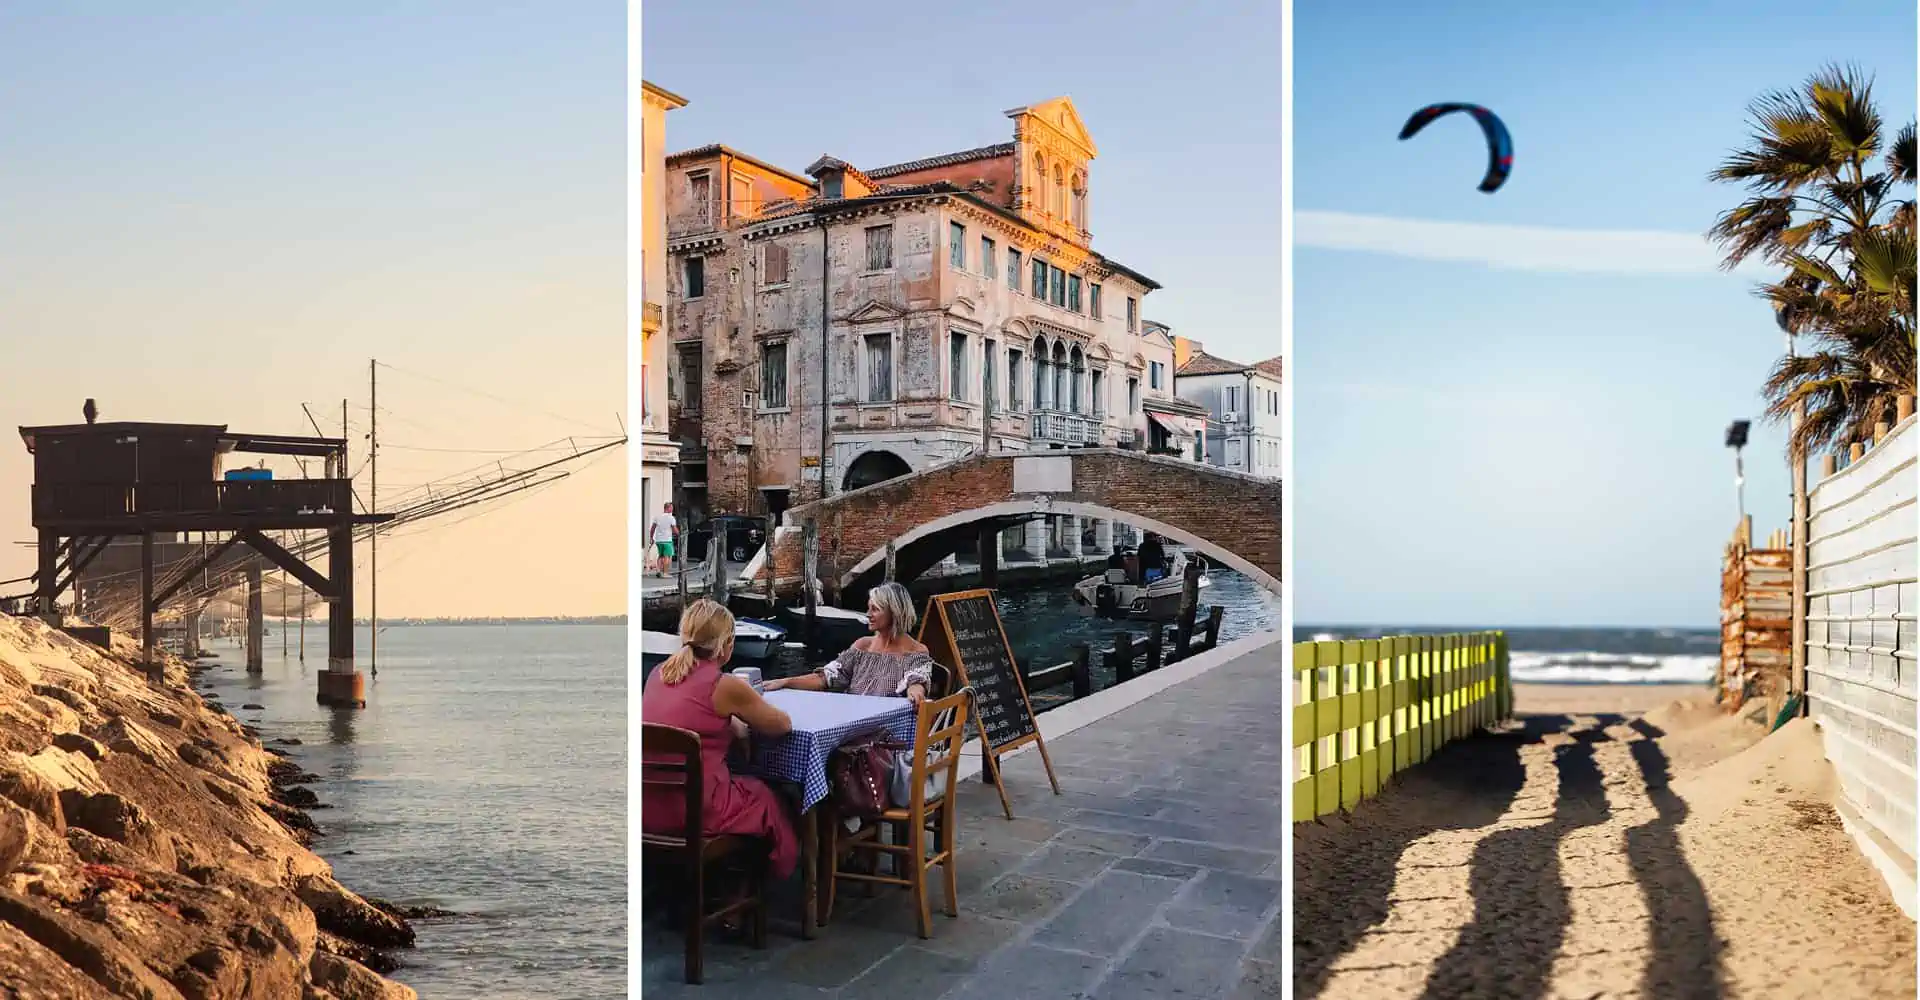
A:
[1031,408,1102,445]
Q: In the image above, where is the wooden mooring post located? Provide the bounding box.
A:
[706,538,727,604]
[1175,560,1201,658]
[1111,633,1139,683]
[802,519,819,652]
[675,516,690,611]
[1145,623,1165,673]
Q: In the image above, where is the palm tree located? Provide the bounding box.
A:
[1709,64,1916,459]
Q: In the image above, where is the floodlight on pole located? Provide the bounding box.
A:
[1726,419,1751,525]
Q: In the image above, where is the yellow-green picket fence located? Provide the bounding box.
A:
[1292,632,1511,821]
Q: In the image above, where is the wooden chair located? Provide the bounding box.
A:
[822,688,971,938]
[639,723,768,985]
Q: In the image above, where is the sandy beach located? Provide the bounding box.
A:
[1294,684,1916,999]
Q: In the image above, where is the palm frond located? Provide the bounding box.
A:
[1890,123,1918,184]
[1850,226,1916,299]
[1806,64,1882,159]
[1709,198,1796,268]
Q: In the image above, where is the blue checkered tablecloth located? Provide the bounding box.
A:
[743,690,916,812]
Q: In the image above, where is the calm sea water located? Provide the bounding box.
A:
[194,623,624,1000]
[1293,625,1720,685]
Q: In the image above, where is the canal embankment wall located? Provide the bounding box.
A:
[0,612,418,999]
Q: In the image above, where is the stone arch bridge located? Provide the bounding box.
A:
[761,449,1280,600]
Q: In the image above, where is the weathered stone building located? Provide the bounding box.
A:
[1172,338,1284,479]
[640,81,687,534]
[664,98,1206,539]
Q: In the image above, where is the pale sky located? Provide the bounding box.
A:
[0,5,625,618]
[639,0,1283,367]
[1294,0,1915,626]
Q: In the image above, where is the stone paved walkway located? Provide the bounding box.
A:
[639,637,1286,999]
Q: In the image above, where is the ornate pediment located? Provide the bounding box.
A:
[947,296,979,320]
[842,300,905,325]
[1005,97,1097,159]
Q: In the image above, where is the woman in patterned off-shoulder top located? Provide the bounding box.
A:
[764,581,933,705]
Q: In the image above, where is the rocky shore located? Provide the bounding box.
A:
[0,613,419,999]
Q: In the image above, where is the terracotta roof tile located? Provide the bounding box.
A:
[866,143,1016,178]
[1176,350,1252,376]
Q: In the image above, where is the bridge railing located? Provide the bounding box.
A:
[1292,632,1511,822]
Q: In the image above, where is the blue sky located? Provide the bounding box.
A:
[1294,0,1917,626]
[0,5,626,615]
[639,0,1282,366]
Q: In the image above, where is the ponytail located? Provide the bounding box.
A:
[659,598,735,685]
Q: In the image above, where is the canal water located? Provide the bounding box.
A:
[745,567,1282,701]
[994,567,1281,683]
[193,623,624,1000]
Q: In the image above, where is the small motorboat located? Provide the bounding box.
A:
[773,603,870,652]
[640,630,681,675]
[732,618,788,660]
[1071,549,1209,621]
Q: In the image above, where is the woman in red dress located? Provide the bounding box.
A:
[642,599,798,879]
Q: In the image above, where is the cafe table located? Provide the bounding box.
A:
[741,688,917,938]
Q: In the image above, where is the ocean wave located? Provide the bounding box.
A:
[1509,651,1716,685]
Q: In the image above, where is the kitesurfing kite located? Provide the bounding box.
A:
[1398,103,1512,193]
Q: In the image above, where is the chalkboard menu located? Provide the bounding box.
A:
[920,589,1060,816]
[940,592,1036,745]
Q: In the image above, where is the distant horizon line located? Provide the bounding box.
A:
[1295,622,1716,633]
[255,615,627,626]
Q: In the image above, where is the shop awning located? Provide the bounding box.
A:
[1145,411,1208,441]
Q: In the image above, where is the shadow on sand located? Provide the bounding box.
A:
[1294,713,1725,1000]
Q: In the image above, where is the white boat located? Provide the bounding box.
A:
[732,618,787,660]
[1070,550,1209,621]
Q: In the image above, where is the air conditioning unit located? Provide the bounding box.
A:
[1223,411,1238,424]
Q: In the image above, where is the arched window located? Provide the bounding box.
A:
[1069,346,1085,413]
[1051,341,1068,412]
[1033,154,1047,214]
[1053,166,1065,222]
[1032,336,1050,409]
[1071,174,1087,231]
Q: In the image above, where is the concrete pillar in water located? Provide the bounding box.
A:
[1024,518,1047,565]
[1068,516,1084,559]
[183,610,201,659]
[1096,518,1114,555]
[245,565,264,674]
[977,523,1000,588]
[319,524,365,708]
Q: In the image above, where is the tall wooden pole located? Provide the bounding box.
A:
[370,360,378,677]
[803,518,819,652]
[140,531,155,679]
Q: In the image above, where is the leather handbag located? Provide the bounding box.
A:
[831,735,909,819]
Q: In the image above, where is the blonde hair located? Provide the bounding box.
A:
[658,599,734,684]
[868,582,917,639]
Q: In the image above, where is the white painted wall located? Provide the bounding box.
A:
[1174,369,1283,479]
[1804,413,1916,914]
